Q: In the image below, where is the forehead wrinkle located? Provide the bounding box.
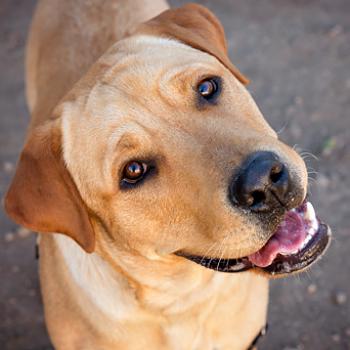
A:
[100,53,140,87]
[102,121,153,186]
[84,36,225,126]
[94,36,221,107]
[93,36,173,87]
[110,122,151,156]
[159,61,219,88]
[155,63,216,108]
[115,130,146,154]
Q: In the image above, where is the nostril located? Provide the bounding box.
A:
[270,170,282,183]
[270,164,284,183]
[251,190,266,207]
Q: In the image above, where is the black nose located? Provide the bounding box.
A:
[231,151,290,212]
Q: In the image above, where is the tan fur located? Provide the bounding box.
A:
[5,1,309,349]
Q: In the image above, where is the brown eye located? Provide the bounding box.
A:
[197,78,218,99]
[122,161,147,183]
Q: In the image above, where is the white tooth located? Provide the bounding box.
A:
[304,202,317,224]
[301,234,311,249]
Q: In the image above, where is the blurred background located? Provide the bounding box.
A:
[0,0,349,349]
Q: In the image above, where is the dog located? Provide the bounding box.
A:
[4,1,331,349]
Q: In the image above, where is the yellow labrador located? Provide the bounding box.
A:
[5,1,331,349]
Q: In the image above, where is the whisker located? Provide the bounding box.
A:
[276,119,290,135]
[216,234,229,271]
[200,243,217,265]
[299,151,319,161]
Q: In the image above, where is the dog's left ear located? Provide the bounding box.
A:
[135,3,249,85]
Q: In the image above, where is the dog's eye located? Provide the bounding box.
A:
[197,78,219,100]
[122,161,148,184]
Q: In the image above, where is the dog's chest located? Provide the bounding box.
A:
[110,273,267,350]
[53,234,268,350]
[161,280,267,350]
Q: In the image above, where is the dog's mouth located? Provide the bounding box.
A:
[176,201,331,275]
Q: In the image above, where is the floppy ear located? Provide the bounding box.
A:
[4,123,95,253]
[135,3,249,85]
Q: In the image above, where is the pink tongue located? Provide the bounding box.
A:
[248,211,307,267]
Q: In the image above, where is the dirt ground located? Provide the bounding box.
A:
[0,0,349,349]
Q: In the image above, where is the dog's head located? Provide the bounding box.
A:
[5,4,330,277]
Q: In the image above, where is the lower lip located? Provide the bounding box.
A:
[261,222,331,275]
[176,222,331,274]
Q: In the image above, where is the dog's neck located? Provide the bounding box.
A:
[53,234,251,320]
[49,234,267,349]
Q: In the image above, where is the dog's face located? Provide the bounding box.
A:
[62,36,306,258]
[5,4,330,277]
